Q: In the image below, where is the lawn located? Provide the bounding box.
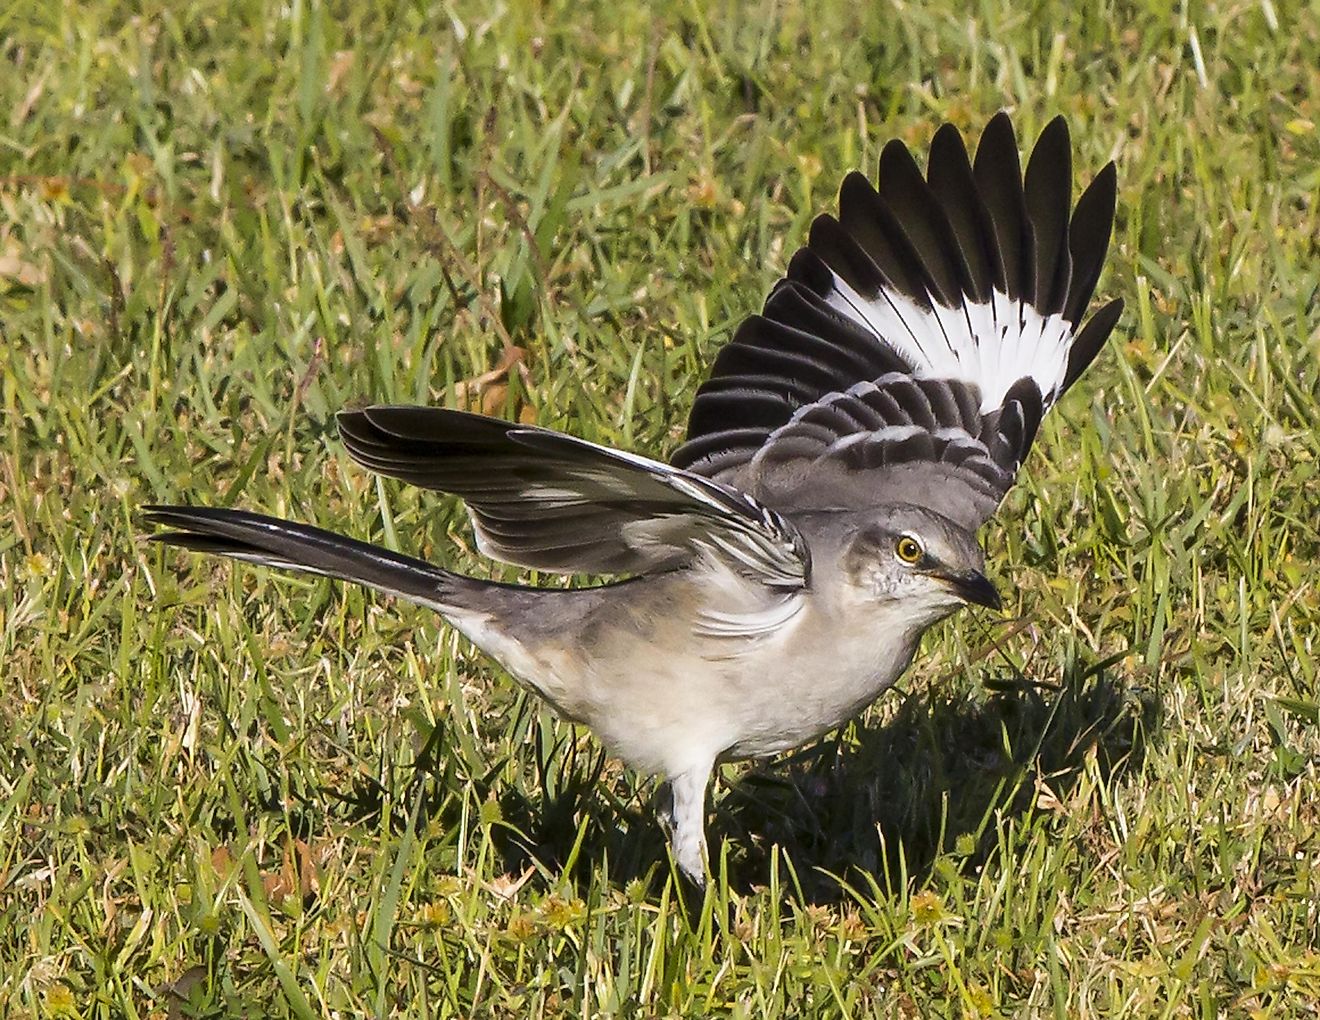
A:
[2,0,1318,1015]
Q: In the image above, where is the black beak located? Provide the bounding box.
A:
[944,570,1002,611]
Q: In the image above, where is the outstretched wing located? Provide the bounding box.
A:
[337,406,808,587]
[670,113,1123,530]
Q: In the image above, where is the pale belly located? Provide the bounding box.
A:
[563,609,924,776]
[716,646,919,760]
[449,577,934,781]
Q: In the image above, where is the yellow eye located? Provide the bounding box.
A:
[895,535,924,565]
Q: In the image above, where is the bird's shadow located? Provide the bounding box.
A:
[328,648,1159,904]
[481,649,1160,903]
[716,655,1159,902]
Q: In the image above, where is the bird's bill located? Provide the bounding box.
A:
[939,570,1002,610]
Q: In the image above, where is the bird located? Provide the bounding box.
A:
[144,112,1122,887]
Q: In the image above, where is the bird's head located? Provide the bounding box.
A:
[837,505,1001,623]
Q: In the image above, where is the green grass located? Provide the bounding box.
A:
[2,0,1318,1015]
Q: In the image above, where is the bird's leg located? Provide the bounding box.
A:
[654,781,675,839]
[664,766,711,887]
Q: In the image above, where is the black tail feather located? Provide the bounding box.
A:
[142,505,468,611]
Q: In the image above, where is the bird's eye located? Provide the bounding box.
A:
[895,534,924,565]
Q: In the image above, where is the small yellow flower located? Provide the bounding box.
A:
[910,889,946,926]
[539,895,585,930]
[687,174,718,210]
[23,552,53,582]
[504,911,536,942]
[419,900,450,928]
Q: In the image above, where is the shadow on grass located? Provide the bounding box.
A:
[715,655,1160,903]
[333,650,1160,905]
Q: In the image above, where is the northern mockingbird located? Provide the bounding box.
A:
[146,113,1121,886]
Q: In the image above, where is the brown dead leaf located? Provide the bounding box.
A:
[293,839,320,901]
[1034,776,1066,815]
[11,67,48,128]
[485,867,535,901]
[210,844,235,878]
[0,252,46,287]
[263,839,319,907]
[263,864,292,903]
[159,963,209,1020]
[452,345,535,420]
[326,50,355,93]
[477,381,509,416]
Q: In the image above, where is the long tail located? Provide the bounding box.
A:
[142,505,474,612]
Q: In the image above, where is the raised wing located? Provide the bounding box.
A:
[671,113,1123,530]
[337,406,808,587]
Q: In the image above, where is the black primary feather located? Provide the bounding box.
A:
[672,112,1123,529]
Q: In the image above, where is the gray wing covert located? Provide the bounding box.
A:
[338,406,809,587]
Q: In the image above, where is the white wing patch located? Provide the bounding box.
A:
[821,270,1074,412]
